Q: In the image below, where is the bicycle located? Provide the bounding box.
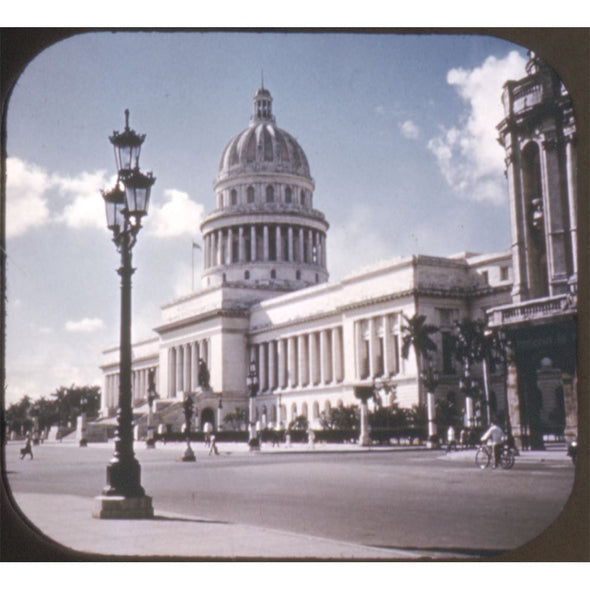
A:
[475,443,516,470]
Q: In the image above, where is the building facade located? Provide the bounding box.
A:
[488,53,578,449]
[100,66,575,444]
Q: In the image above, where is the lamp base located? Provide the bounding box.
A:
[92,495,154,519]
[181,445,196,462]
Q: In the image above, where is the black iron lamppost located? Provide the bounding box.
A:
[146,370,157,449]
[246,361,260,450]
[79,397,88,447]
[181,394,196,462]
[420,361,440,448]
[93,110,155,519]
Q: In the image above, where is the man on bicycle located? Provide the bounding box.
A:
[480,420,504,469]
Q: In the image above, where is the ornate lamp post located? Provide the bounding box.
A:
[146,368,157,449]
[181,394,196,462]
[79,397,88,447]
[246,361,260,450]
[217,394,223,432]
[93,110,155,519]
[420,362,440,448]
[459,361,477,430]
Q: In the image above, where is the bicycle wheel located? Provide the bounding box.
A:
[475,447,490,469]
[500,448,515,470]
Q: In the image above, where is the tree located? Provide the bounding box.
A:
[401,313,439,406]
[51,385,100,427]
[5,395,33,434]
[321,406,359,430]
[223,408,247,430]
[288,415,309,432]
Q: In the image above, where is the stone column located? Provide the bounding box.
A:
[298,228,304,263]
[333,327,343,382]
[184,344,191,393]
[250,225,256,262]
[176,346,184,394]
[276,225,283,261]
[227,227,233,265]
[259,343,267,393]
[190,342,198,391]
[368,317,377,378]
[288,336,297,388]
[238,226,245,262]
[565,137,578,275]
[298,335,307,387]
[277,339,286,389]
[310,332,320,385]
[287,226,294,262]
[268,340,276,392]
[263,225,269,261]
[169,347,176,397]
[321,329,332,384]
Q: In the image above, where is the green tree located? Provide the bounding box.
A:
[321,405,359,430]
[288,415,309,431]
[5,395,33,434]
[223,407,247,430]
[401,313,439,406]
[51,384,101,427]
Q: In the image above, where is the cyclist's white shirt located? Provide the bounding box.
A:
[481,424,504,445]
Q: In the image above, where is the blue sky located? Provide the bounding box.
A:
[4,31,531,405]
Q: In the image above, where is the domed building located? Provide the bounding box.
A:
[100,84,520,443]
[201,86,329,290]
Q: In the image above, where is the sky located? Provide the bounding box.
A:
[3,30,533,406]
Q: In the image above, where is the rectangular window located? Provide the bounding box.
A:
[500,266,509,281]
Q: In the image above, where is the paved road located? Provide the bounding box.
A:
[5,441,575,557]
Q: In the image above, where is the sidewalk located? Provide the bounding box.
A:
[11,492,465,560]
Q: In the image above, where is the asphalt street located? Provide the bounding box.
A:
[4,440,576,558]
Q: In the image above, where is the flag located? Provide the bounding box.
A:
[192,241,201,249]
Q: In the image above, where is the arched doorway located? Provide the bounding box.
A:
[200,407,215,430]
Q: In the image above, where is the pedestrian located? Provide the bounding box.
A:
[446,425,457,453]
[208,434,219,456]
[20,434,34,460]
[480,420,504,468]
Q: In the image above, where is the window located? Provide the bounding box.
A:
[247,186,255,203]
[285,187,292,203]
[500,266,509,281]
[230,189,237,206]
[481,271,489,284]
[266,185,274,202]
[270,269,276,279]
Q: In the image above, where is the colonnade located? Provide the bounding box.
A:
[354,313,402,381]
[103,365,158,410]
[167,339,210,397]
[203,223,326,270]
[252,326,344,394]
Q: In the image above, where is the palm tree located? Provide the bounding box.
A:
[401,313,439,407]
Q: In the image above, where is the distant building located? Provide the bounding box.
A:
[488,52,578,449]
[101,68,574,443]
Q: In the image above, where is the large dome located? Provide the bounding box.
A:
[217,87,311,181]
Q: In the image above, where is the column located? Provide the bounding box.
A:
[368,317,377,378]
[288,336,298,388]
[268,340,276,391]
[298,228,304,263]
[190,342,198,391]
[298,334,308,387]
[310,332,320,385]
[383,315,391,377]
[184,344,191,393]
[227,227,233,265]
[259,343,267,393]
[176,345,184,393]
[287,226,294,262]
[565,137,578,274]
[277,338,286,389]
[354,321,363,380]
[321,329,332,384]
[276,225,283,261]
[250,225,256,261]
[307,230,313,264]
[263,225,269,261]
[238,226,245,263]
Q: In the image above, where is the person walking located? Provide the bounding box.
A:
[208,434,219,456]
[446,425,457,453]
[480,420,504,468]
[20,434,34,460]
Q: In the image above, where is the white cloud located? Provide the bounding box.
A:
[5,157,52,237]
[400,120,420,140]
[427,50,527,205]
[65,317,105,333]
[55,170,113,230]
[147,189,205,238]
[6,157,113,236]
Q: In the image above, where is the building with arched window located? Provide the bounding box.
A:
[100,61,576,447]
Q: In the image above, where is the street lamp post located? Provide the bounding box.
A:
[146,369,157,449]
[217,394,223,432]
[246,361,260,451]
[420,362,440,449]
[93,110,155,519]
[459,362,477,430]
[181,394,196,462]
[79,397,88,447]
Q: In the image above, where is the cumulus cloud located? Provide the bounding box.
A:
[55,170,113,230]
[147,189,205,238]
[427,50,527,205]
[400,120,420,140]
[6,157,52,237]
[6,157,112,236]
[65,317,105,333]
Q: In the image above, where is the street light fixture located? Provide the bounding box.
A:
[93,110,155,519]
[146,369,157,449]
[420,361,440,448]
[246,361,260,451]
[181,394,196,462]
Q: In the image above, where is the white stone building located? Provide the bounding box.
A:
[100,85,514,433]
